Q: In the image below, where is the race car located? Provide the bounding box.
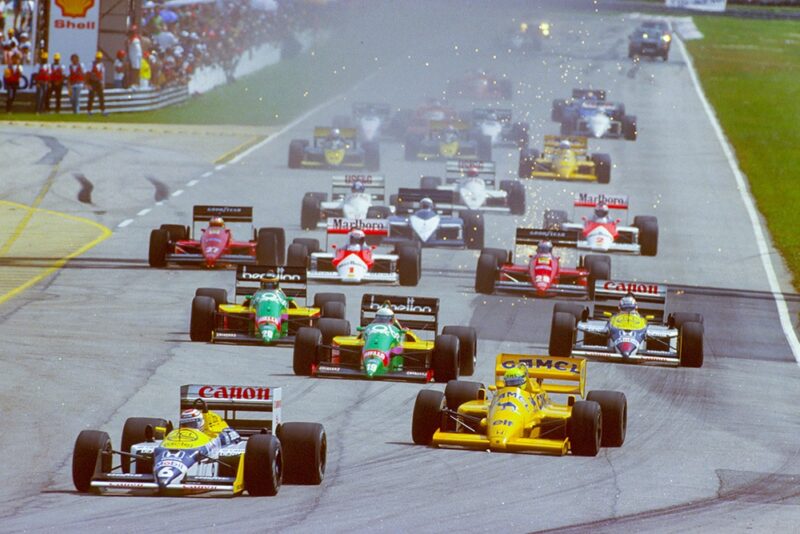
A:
[535,192,658,256]
[548,280,704,367]
[300,222,421,286]
[551,89,637,140]
[475,228,611,298]
[288,126,379,170]
[411,353,627,456]
[470,108,529,148]
[148,206,285,269]
[446,70,513,100]
[332,102,394,142]
[72,384,326,496]
[300,174,391,230]
[292,294,478,381]
[384,189,484,249]
[629,20,672,61]
[189,264,346,345]
[387,99,463,140]
[497,21,552,55]
[405,120,492,162]
[416,159,525,214]
[518,135,611,183]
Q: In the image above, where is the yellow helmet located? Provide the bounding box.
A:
[519,22,528,33]
[41,51,48,60]
[53,53,61,61]
[503,365,528,387]
[95,51,103,59]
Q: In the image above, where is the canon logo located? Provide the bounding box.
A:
[198,385,271,400]
[603,281,660,294]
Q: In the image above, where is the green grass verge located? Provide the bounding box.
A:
[686,17,800,289]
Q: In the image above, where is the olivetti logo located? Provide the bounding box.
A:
[55,0,95,18]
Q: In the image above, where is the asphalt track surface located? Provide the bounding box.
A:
[1,3,799,533]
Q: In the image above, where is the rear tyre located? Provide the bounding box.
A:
[499,180,526,215]
[366,206,392,220]
[313,292,346,311]
[551,99,567,122]
[444,380,484,412]
[420,176,442,190]
[286,243,309,268]
[159,224,187,241]
[679,321,704,368]
[442,325,477,376]
[73,430,112,492]
[549,311,576,357]
[293,327,321,375]
[317,317,350,344]
[256,230,279,266]
[432,334,460,383]
[121,417,168,473]
[584,255,611,299]
[244,434,282,496]
[259,228,286,265]
[569,401,602,456]
[633,215,658,256]
[190,296,216,342]
[148,229,169,268]
[586,391,627,447]
[320,301,346,320]
[411,389,444,445]
[398,246,421,286]
[543,209,569,229]
[518,147,537,178]
[591,153,611,184]
[301,194,322,230]
[288,139,307,169]
[462,211,484,250]
[475,251,498,294]
[292,238,321,254]
[195,287,228,306]
[622,114,638,141]
[278,422,326,485]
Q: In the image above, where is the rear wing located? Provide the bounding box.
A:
[360,294,439,333]
[331,174,386,201]
[192,205,253,224]
[514,228,580,248]
[352,102,391,118]
[429,119,469,132]
[180,384,281,435]
[394,188,458,215]
[314,126,358,140]
[573,192,629,210]
[495,354,586,398]
[472,108,512,122]
[235,265,307,301]
[543,135,588,152]
[572,88,606,100]
[445,159,496,186]
[592,279,667,321]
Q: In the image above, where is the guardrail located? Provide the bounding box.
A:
[46,85,189,114]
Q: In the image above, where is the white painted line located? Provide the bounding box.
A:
[118,219,134,228]
[215,165,226,171]
[678,36,800,365]
[171,190,184,197]
[137,208,151,216]
[187,179,199,187]
[156,201,164,206]
[201,171,213,178]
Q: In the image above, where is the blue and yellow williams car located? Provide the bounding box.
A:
[72,384,326,496]
[411,353,627,456]
[404,120,491,162]
[288,126,380,170]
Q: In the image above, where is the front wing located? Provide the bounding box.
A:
[313,362,433,382]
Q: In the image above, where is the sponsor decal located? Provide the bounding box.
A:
[501,358,580,374]
[157,459,186,470]
[329,218,388,232]
[575,192,629,209]
[55,0,95,18]
[198,385,271,400]
[240,269,302,282]
[343,174,376,183]
[602,281,662,295]
[493,419,513,427]
[363,349,389,364]
[367,295,433,314]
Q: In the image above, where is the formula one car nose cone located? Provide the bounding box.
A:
[336,254,369,282]
[586,226,614,250]
[460,180,488,210]
[617,340,636,357]
[360,116,381,141]
[411,213,441,242]
[343,194,372,219]
[480,121,503,142]
[588,113,611,138]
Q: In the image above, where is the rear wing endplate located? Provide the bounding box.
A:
[360,293,439,333]
[181,384,281,435]
[235,265,307,300]
[495,354,586,397]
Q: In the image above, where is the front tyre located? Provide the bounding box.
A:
[244,434,282,496]
[411,389,444,445]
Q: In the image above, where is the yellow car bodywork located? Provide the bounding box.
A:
[430,353,587,455]
[332,328,434,353]
[217,300,320,320]
[524,135,599,181]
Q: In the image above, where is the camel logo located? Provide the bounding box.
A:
[54,0,95,18]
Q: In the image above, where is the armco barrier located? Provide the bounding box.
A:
[49,85,189,114]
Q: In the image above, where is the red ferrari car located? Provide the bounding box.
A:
[474,228,610,298]
[148,205,283,268]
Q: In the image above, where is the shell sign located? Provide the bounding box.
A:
[54,0,95,18]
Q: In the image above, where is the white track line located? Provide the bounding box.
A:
[677,36,800,365]
[137,208,151,216]
[171,190,184,197]
[201,171,213,178]
[187,179,199,187]
[117,219,134,228]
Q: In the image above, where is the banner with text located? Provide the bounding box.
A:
[665,0,727,12]
[47,0,100,65]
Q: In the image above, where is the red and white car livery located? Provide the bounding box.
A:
[300,174,391,230]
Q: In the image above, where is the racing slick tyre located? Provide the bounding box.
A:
[549,311,576,357]
[499,79,513,100]
[679,321,704,368]
[671,312,704,329]
[190,296,216,342]
[568,400,602,456]
[591,153,612,184]
[554,303,588,321]
[511,122,530,149]
[121,417,169,473]
[482,248,508,266]
[611,103,626,121]
[195,287,228,306]
[313,292,346,312]
[420,176,442,190]
[633,215,659,256]
[259,228,286,265]
[148,229,169,267]
[584,255,611,299]
[287,243,310,268]
[412,389,444,445]
[366,206,392,220]
[500,180,526,215]
[292,237,321,254]
[398,245,421,286]
[462,211,484,250]
[444,380,484,413]
[320,301,346,320]
[586,391,627,447]
[317,317,350,344]
[256,230,279,266]
[551,99,567,122]
[244,434,282,496]
[301,194,322,230]
[364,142,380,171]
[278,422,327,485]
[293,327,322,375]
[288,139,308,169]
[73,430,112,492]
[623,114,638,141]
[159,224,188,241]
[518,148,537,178]
[475,251,499,294]
[478,135,492,161]
[543,209,569,230]
[332,114,353,129]
[404,134,422,161]
[432,334,460,383]
[442,326,477,376]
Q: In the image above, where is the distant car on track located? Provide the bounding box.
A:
[552,89,637,140]
[300,174,391,230]
[288,126,379,170]
[470,108,529,148]
[518,135,611,183]
[629,20,672,61]
[405,120,492,162]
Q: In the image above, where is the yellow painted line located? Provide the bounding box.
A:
[213,135,268,165]
[0,200,112,306]
[0,165,59,257]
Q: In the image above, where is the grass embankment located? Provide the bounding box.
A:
[686,17,800,290]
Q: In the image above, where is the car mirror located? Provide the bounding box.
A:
[356,326,365,332]
[488,385,497,392]
[603,311,612,317]
[645,315,655,320]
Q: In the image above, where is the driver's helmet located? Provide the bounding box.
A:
[348,229,366,249]
[465,166,480,178]
[260,275,279,291]
[503,365,528,387]
[443,126,459,143]
[374,306,395,325]
[519,22,529,33]
[420,197,435,211]
[594,202,609,220]
[329,127,341,139]
[536,241,553,255]
[209,216,225,228]
[559,140,571,150]
[179,408,205,430]
[351,181,366,194]
[619,294,638,313]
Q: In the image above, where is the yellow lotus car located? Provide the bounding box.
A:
[411,353,627,456]
[288,127,380,170]
[518,135,610,183]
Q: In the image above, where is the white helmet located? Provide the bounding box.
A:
[179,408,204,430]
[374,307,395,324]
